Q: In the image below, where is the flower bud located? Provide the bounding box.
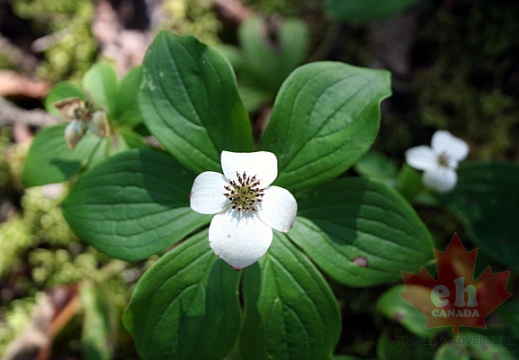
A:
[64,119,87,150]
[88,111,110,137]
[53,98,86,120]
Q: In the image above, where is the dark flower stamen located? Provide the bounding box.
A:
[224,171,265,212]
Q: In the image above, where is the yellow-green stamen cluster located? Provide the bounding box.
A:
[74,102,96,123]
[438,153,451,167]
[224,171,264,212]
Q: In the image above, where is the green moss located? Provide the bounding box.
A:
[0,55,16,71]
[0,217,34,278]
[0,183,77,279]
[0,140,125,295]
[0,296,37,355]
[160,0,221,44]
[29,248,120,288]
[0,149,129,351]
[0,129,15,194]
[0,134,31,278]
[242,0,300,16]
[13,0,83,18]
[353,1,519,164]
[22,186,75,246]
[11,0,98,81]
[413,1,519,161]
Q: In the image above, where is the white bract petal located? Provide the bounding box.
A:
[221,151,277,187]
[64,119,86,150]
[431,130,469,161]
[256,186,297,232]
[422,168,457,193]
[88,111,110,137]
[405,146,438,171]
[190,171,230,214]
[209,210,272,270]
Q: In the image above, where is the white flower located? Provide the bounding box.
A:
[190,151,298,270]
[405,130,469,193]
[88,111,110,137]
[53,98,110,150]
[64,119,87,150]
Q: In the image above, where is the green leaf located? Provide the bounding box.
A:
[80,281,116,360]
[438,161,519,270]
[237,85,273,113]
[82,61,119,116]
[354,151,398,186]
[239,17,308,93]
[62,149,211,261]
[117,127,147,149]
[217,45,273,112]
[325,0,419,24]
[397,163,422,201]
[215,45,246,71]
[261,62,391,193]
[123,231,242,360]
[23,124,77,187]
[139,32,253,174]
[240,233,341,360]
[376,328,436,360]
[377,285,439,337]
[289,178,434,287]
[22,124,101,187]
[114,66,143,126]
[452,330,519,360]
[85,134,130,170]
[496,301,519,338]
[277,19,309,84]
[44,81,88,116]
[433,343,470,360]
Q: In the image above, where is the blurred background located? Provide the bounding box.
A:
[0,0,518,359]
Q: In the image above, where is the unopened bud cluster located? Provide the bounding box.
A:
[53,97,110,150]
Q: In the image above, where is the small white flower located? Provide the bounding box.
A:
[190,151,297,270]
[53,98,110,150]
[88,111,110,137]
[64,119,87,150]
[405,130,469,193]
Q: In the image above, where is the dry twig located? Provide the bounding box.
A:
[0,71,50,98]
[0,96,60,128]
[0,34,39,73]
[212,0,253,25]
[92,0,152,75]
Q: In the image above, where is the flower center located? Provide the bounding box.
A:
[224,171,264,213]
[438,153,451,167]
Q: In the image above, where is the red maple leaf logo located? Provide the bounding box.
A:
[401,233,512,334]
